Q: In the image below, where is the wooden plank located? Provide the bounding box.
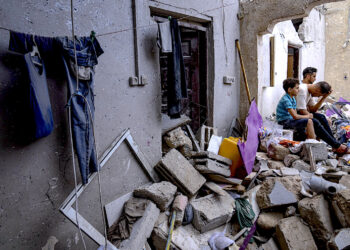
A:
[185,124,201,152]
[65,207,118,250]
[125,134,160,182]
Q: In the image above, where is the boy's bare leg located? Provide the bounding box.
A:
[306,119,316,139]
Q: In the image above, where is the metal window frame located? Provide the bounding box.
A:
[59,129,159,249]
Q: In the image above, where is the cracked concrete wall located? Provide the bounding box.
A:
[0,0,239,249]
[239,0,343,122]
[258,9,326,119]
[325,0,350,100]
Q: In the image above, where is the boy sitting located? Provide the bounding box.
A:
[276,78,348,155]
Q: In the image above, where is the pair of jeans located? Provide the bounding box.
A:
[167,19,187,119]
[280,114,340,148]
[9,31,104,184]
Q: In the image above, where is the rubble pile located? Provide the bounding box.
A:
[106,118,350,250]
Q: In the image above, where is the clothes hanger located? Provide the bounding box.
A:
[30,35,42,67]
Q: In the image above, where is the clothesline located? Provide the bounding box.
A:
[0,1,235,38]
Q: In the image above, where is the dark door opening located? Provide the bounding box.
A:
[160,27,207,134]
[287,46,299,79]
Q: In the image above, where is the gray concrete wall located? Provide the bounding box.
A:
[325,0,350,100]
[0,0,240,249]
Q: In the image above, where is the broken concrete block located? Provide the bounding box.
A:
[195,159,231,177]
[284,206,296,217]
[267,143,290,161]
[259,238,279,250]
[119,201,160,250]
[301,142,328,162]
[283,154,300,167]
[339,175,350,189]
[256,176,301,210]
[191,194,235,233]
[292,160,311,172]
[275,216,317,250]
[280,167,299,176]
[197,125,218,151]
[267,159,285,170]
[156,149,206,196]
[327,159,339,169]
[256,152,269,161]
[322,171,348,183]
[133,181,177,211]
[332,189,350,227]
[327,228,350,250]
[164,127,193,149]
[192,151,232,166]
[257,212,283,231]
[298,195,333,245]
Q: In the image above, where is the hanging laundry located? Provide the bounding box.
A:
[157,21,172,53]
[24,52,54,138]
[167,18,187,119]
[9,31,104,185]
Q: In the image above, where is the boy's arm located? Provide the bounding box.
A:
[288,108,313,120]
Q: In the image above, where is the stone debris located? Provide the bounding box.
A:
[258,238,279,250]
[332,189,350,227]
[284,206,296,217]
[327,158,339,168]
[267,143,290,161]
[156,149,206,196]
[275,216,317,250]
[301,142,328,162]
[283,154,300,167]
[298,195,334,245]
[164,127,193,150]
[292,159,311,172]
[257,212,283,231]
[190,193,235,233]
[339,175,350,189]
[192,151,232,166]
[267,159,285,170]
[327,228,350,250]
[256,177,300,209]
[194,158,231,177]
[133,181,177,211]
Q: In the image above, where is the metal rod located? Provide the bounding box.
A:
[235,39,252,105]
[165,211,177,250]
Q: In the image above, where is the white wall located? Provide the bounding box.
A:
[257,8,326,119]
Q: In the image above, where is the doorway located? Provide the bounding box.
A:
[159,27,207,134]
[287,45,299,79]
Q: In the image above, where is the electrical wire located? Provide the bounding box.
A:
[235,198,255,229]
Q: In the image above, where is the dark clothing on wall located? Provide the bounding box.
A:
[167,19,187,119]
[24,53,54,138]
[9,31,104,184]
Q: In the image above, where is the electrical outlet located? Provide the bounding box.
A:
[223,76,235,85]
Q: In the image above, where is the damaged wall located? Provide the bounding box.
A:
[239,0,343,122]
[258,9,326,119]
[0,0,240,249]
[324,0,350,101]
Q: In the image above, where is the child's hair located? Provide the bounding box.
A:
[283,78,299,93]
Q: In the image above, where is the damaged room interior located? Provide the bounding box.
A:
[2,0,350,249]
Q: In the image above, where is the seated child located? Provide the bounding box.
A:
[276,78,349,155]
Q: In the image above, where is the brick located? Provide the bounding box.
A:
[194,159,231,177]
[191,193,235,233]
[133,181,177,211]
[275,216,317,250]
[301,142,328,162]
[156,149,206,196]
[191,151,232,166]
[267,143,290,161]
[164,127,193,149]
[298,195,333,246]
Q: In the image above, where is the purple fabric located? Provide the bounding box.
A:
[326,109,335,117]
[238,100,263,175]
[338,97,350,103]
[238,222,257,250]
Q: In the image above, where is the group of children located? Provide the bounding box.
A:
[276,67,350,155]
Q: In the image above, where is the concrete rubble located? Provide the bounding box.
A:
[275,216,317,250]
[108,124,350,250]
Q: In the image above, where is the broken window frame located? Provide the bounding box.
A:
[59,129,158,249]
